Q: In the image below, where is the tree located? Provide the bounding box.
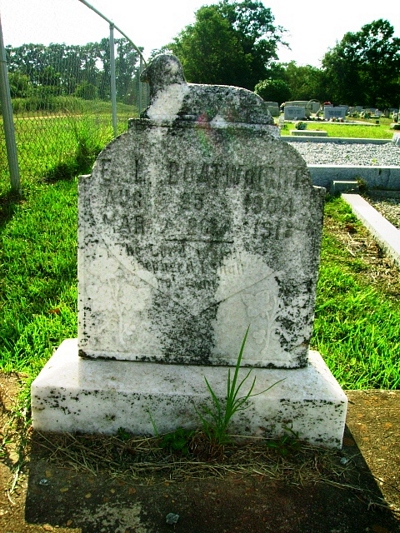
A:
[75,80,98,100]
[8,72,31,98]
[322,19,400,107]
[281,62,327,102]
[254,78,291,103]
[168,0,287,89]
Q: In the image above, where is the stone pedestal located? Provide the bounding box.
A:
[32,339,347,448]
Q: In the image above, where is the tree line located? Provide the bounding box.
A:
[164,0,400,109]
[5,0,400,110]
[6,38,142,106]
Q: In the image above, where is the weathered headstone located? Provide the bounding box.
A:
[79,124,323,369]
[32,54,347,447]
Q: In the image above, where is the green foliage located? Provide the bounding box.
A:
[169,6,247,86]
[159,428,194,455]
[75,81,98,100]
[321,19,400,107]
[265,428,301,457]
[8,72,30,98]
[168,0,287,89]
[117,427,133,441]
[280,62,328,102]
[198,327,283,445]
[312,197,400,389]
[294,121,307,130]
[6,38,143,105]
[254,78,291,104]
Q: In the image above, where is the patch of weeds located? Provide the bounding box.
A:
[43,116,104,183]
[266,428,301,457]
[197,327,284,447]
[117,427,133,442]
[159,428,194,456]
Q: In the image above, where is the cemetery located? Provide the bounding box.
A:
[1,54,392,531]
[1,5,400,530]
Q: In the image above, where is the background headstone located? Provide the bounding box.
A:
[323,106,347,120]
[284,105,306,120]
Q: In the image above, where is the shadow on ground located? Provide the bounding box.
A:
[0,189,23,228]
[1,375,399,533]
[23,430,399,533]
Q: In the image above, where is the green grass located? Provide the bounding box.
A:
[0,180,77,375]
[1,189,399,390]
[280,117,394,139]
[1,115,399,391]
[0,106,137,196]
[312,197,400,389]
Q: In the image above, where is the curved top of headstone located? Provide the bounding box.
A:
[140,54,274,125]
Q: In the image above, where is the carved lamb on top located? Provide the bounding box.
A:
[140,54,273,125]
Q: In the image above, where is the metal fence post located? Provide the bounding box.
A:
[78,0,148,132]
[0,12,20,192]
[109,23,117,137]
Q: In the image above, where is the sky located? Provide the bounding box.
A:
[1,0,399,67]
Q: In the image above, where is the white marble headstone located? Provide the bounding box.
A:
[78,120,325,368]
[32,54,347,449]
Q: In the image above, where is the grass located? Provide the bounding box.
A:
[279,116,394,139]
[0,180,77,376]
[197,327,284,446]
[312,196,400,389]
[0,105,136,197]
[0,114,399,392]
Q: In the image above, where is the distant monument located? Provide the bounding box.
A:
[324,105,347,120]
[32,55,347,447]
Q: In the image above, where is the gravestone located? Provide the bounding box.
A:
[284,105,306,120]
[324,106,347,120]
[31,54,347,447]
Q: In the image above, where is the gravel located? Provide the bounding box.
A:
[286,140,400,167]
[367,195,400,229]
[284,140,400,229]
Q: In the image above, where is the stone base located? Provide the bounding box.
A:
[332,180,360,194]
[31,340,347,448]
[290,130,328,136]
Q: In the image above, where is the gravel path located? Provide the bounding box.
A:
[287,141,400,167]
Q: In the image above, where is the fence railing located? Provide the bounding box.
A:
[0,2,149,195]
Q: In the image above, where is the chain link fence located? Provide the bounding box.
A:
[0,7,149,194]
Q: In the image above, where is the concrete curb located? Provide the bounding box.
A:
[282,136,391,144]
[342,194,400,269]
[308,165,400,192]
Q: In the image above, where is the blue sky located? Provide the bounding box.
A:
[1,0,398,67]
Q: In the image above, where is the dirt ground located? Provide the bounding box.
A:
[1,373,399,533]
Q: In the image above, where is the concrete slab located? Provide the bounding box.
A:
[308,165,400,192]
[332,180,359,194]
[342,193,400,268]
[31,339,347,448]
[290,130,328,137]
